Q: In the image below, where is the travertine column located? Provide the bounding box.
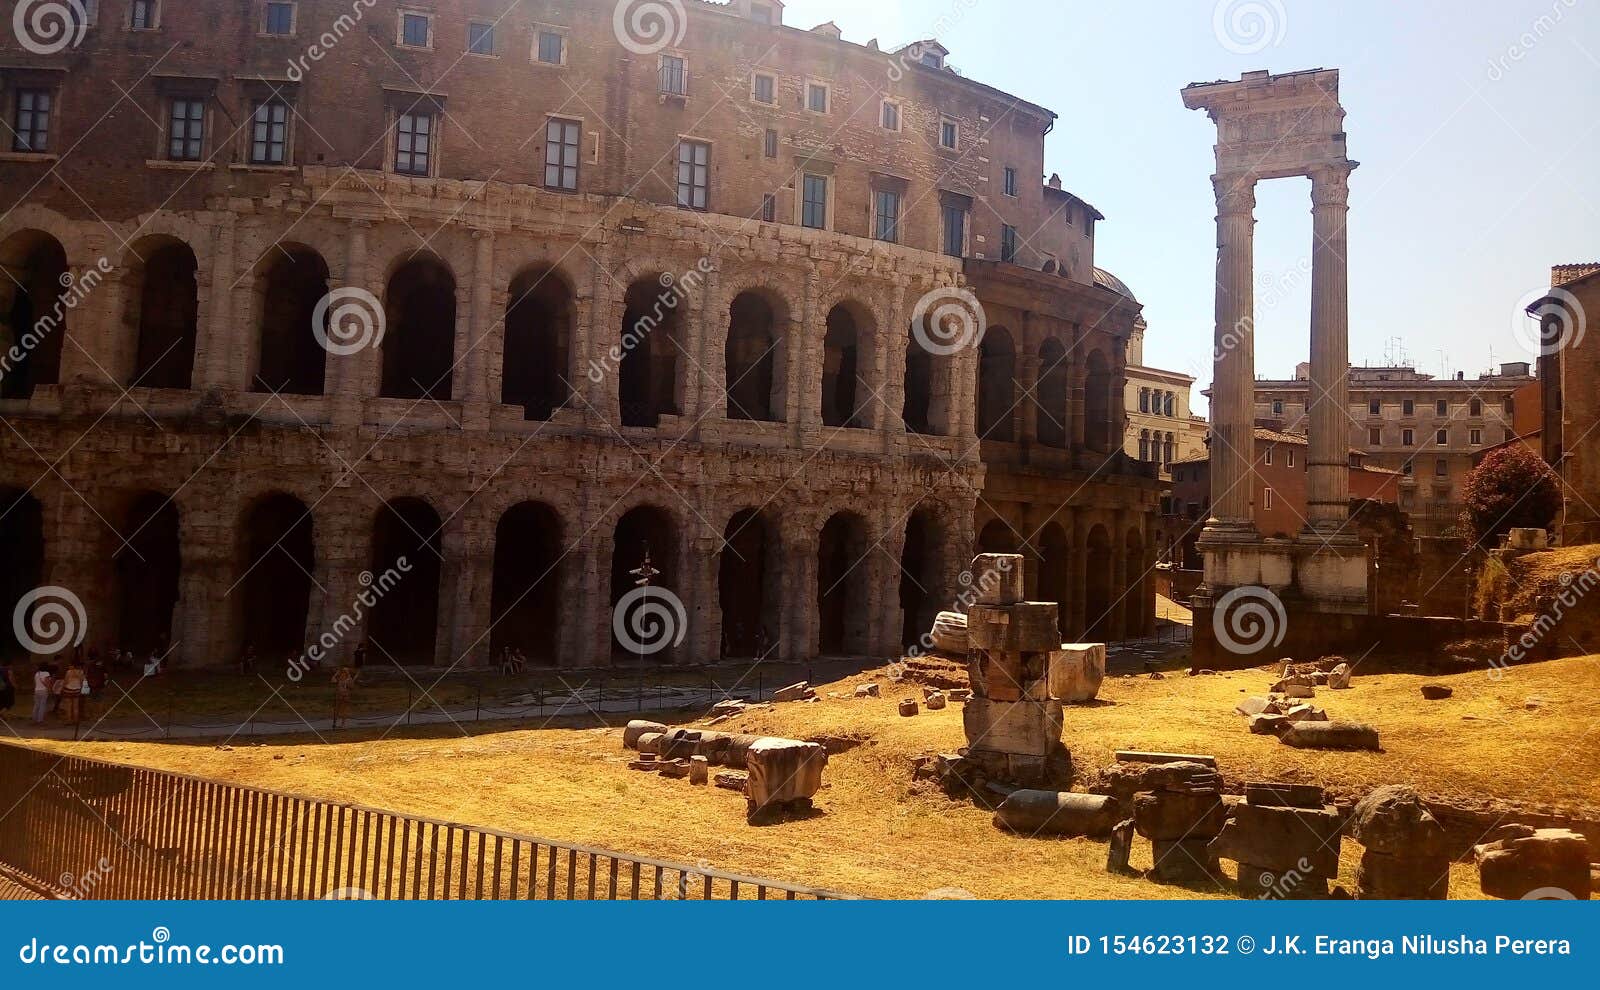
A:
[778,516,816,661]
[197,218,234,389]
[331,221,371,427]
[1068,508,1088,640]
[1306,163,1356,535]
[1206,175,1258,536]
[465,229,495,407]
[1110,511,1129,642]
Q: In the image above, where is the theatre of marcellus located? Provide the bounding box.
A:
[0,1,1162,671]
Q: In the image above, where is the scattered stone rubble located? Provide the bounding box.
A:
[1130,761,1226,884]
[1474,826,1593,900]
[1210,783,1341,899]
[1230,658,1378,751]
[1349,785,1450,899]
[621,720,828,824]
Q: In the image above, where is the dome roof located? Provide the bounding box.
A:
[1093,267,1138,302]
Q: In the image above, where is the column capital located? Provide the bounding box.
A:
[1212,174,1257,215]
[1309,161,1358,207]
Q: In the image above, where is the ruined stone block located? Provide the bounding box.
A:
[1279,721,1380,751]
[623,720,668,750]
[1047,643,1106,703]
[971,554,1025,606]
[966,603,1062,653]
[1356,849,1450,900]
[1237,862,1331,900]
[745,738,828,810]
[1208,802,1341,876]
[1132,791,1228,841]
[1474,828,1592,900]
[992,791,1121,838]
[1150,839,1219,883]
[962,697,1064,759]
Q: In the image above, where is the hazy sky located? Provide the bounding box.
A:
[778,0,1599,413]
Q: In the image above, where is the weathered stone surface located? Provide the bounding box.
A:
[1281,704,1327,723]
[772,682,813,703]
[1150,839,1219,883]
[1328,663,1353,689]
[659,758,691,779]
[623,720,669,749]
[963,698,1065,758]
[898,699,919,717]
[1130,761,1221,792]
[1356,849,1450,900]
[1250,713,1289,735]
[925,691,947,711]
[1279,721,1381,751]
[854,683,880,698]
[1421,684,1454,700]
[1349,785,1447,857]
[1474,828,1593,900]
[966,603,1062,653]
[968,649,1043,702]
[1133,791,1228,841]
[1209,803,1341,875]
[689,755,710,785]
[1235,696,1271,717]
[745,738,828,810]
[659,728,704,761]
[636,732,665,755]
[714,770,748,792]
[1245,782,1325,809]
[1107,819,1137,875]
[1281,684,1316,699]
[1047,644,1107,703]
[1237,862,1331,900]
[971,554,1026,606]
[993,791,1122,837]
[1115,751,1218,768]
[929,611,970,654]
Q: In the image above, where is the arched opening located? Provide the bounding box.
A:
[0,489,45,661]
[817,512,870,656]
[822,303,866,428]
[976,326,1016,441]
[899,510,943,651]
[381,256,456,401]
[978,518,1018,555]
[1036,337,1069,449]
[1125,528,1147,640]
[0,231,69,400]
[368,498,443,666]
[503,267,574,421]
[114,493,181,656]
[619,278,682,427]
[725,291,782,422]
[128,239,199,389]
[236,494,315,657]
[902,325,935,435]
[718,509,779,659]
[254,247,330,395]
[1085,524,1113,642]
[610,506,679,659]
[1084,350,1115,454]
[491,502,563,665]
[1039,522,1070,640]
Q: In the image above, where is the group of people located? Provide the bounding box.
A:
[497,646,531,675]
[1,655,98,726]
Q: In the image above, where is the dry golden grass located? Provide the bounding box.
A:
[31,656,1600,900]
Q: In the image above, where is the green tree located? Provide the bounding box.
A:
[1460,445,1561,546]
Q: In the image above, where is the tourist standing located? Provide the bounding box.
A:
[332,666,356,725]
[0,664,16,717]
[61,659,86,724]
[31,664,52,725]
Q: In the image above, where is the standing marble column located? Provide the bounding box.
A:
[1205,175,1259,537]
[1306,163,1357,536]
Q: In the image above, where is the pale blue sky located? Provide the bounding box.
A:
[779,0,1599,413]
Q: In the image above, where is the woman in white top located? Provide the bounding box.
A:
[31,664,52,725]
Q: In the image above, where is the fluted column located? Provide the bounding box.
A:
[1306,162,1357,536]
[1205,175,1258,537]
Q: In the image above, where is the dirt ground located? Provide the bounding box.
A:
[27,654,1600,900]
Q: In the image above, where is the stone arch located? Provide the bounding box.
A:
[1125,527,1147,639]
[977,325,1017,441]
[1036,336,1069,449]
[252,244,330,395]
[234,492,316,658]
[1083,349,1116,454]
[822,300,872,428]
[719,507,781,659]
[610,504,681,659]
[817,510,871,656]
[381,253,457,401]
[1085,524,1114,641]
[367,497,445,666]
[899,506,946,651]
[503,264,575,421]
[619,275,684,427]
[114,491,182,656]
[978,518,1018,555]
[0,230,70,400]
[1038,521,1070,638]
[491,501,564,665]
[124,236,199,389]
[0,488,45,661]
[725,288,788,422]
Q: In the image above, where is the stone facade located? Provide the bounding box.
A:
[1536,266,1600,545]
[0,2,1158,668]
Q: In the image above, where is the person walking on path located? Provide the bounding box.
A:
[332,666,357,726]
[31,664,52,725]
[0,664,15,717]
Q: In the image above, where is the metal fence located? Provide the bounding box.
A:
[0,742,849,901]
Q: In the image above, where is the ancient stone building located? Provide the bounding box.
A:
[0,0,1158,669]
[1536,264,1600,545]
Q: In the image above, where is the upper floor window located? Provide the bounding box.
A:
[806,82,830,114]
[939,117,959,150]
[1435,428,1448,446]
[1139,389,1150,413]
[250,99,289,165]
[801,173,829,230]
[263,1,295,35]
[762,128,778,159]
[760,194,776,223]
[1001,224,1018,263]
[1402,398,1415,416]
[881,100,901,132]
[394,111,433,176]
[1368,398,1380,415]
[1002,166,1017,197]
[873,189,901,243]
[1435,458,1448,477]
[11,90,51,154]
[1435,399,1448,416]
[168,97,206,161]
[660,55,688,96]
[544,118,579,191]
[1369,427,1382,446]
[1264,446,1274,466]
[1402,428,1415,446]
[1271,399,1285,416]
[941,204,966,258]
[752,74,775,105]
[536,30,565,65]
[676,140,709,210]
[751,3,775,24]
[1470,428,1483,446]
[130,0,160,30]
[399,11,432,49]
[1470,398,1483,417]
[468,22,496,56]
